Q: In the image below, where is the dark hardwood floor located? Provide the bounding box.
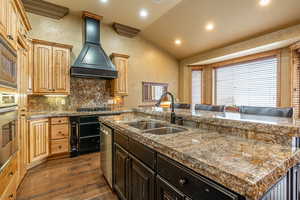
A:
[17,153,118,200]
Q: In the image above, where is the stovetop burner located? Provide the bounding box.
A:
[76,107,112,112]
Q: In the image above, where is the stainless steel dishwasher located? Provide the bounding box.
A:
[100,123,113,188]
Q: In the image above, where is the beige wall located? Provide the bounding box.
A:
[28,12,179,107]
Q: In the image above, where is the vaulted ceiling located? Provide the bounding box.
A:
[45,0,300,59]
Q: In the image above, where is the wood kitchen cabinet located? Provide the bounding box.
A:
[6,0,18,49]
[110,53,129,97]
[50,117,69,156]
[0,0,8,36]
[29,118,49,165]
[32,39,72,95]
[114,140,155,200]
[114,144,129,200]
[17,113,28,185]
[129,156,155,200]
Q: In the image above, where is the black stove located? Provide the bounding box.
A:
[76,107,112,112]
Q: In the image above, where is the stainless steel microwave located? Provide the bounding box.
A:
[0,92,17,108]
[0,35,17,89]
[0,109,17,169]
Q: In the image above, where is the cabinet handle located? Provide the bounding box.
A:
[9,171,14,176]
[178,178,187,186]
[7,35,13,40]
[205,188,210,193]
[9,194,14,200]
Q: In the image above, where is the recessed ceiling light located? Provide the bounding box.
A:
[139,9,148,18]
[259,0,270,6]
[206,23,214,31]
[175,39,182,45]
[100,0,108,3]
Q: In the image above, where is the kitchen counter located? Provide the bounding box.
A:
[135,107,300,137]
[99,112,300,200]
[26,107,133,120]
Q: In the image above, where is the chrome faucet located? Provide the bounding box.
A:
[155,92,176,124]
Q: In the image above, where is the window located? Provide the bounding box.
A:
[191,70,202,105]
[215,56,278,107]
[142,82,168,102]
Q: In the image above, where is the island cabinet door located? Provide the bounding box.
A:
[114,144,129,200]
[128,156,155,200]
[156,175,185,200]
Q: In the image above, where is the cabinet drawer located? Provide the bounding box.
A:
[51,117,68,125]
[1,174,17,200]
[51,139,69,155]
[0,156,17,196]
[128,139,156,170]
[51,124,69,139]
[157,154,239,200]
[114,131,129,150]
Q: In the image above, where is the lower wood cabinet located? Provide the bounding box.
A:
[29,118,49,164]
[17,113,28,184]
[50,117,69,155]
[114,144,128,200]
[129,156,155,200]
[0,154,17,199]
[113,143,155,200]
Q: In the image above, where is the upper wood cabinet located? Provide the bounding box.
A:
[7,0,18,48]
[0,0,8,35]
[32,39,72,95]
[29,118,49,164]
[110,53,129,97]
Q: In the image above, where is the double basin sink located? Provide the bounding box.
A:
[125,120,188,135]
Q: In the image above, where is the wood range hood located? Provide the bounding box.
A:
[71,11,118,79]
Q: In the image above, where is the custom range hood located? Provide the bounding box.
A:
[71,11,117,79]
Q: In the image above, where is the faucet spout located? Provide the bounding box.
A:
[155,92,176,124]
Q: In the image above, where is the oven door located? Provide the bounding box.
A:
[0,109,17,169]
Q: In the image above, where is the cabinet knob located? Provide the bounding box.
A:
[58,131,62,134]
[58,145,62,149]
[179,178,187,186]
[205,188,210,193]
[7,35,13,40]
[9,171,14,176]
[9,194,14,200]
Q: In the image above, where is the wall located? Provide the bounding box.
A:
[27,12,179,110]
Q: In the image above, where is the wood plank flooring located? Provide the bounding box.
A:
[17,153,118,200]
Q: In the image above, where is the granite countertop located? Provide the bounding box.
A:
[26,107,133,119]
[134,107,300,137]
[27,106,300,136]
[99,112,300,200]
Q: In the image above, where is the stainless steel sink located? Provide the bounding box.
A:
[126,120,167,130]
[143,127,188,135]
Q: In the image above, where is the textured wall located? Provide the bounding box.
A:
[27,12,179,110]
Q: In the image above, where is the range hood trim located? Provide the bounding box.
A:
[71,11,117,79]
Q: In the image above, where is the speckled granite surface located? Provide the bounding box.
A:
[134,107,300,137]
[27,107,133,120]
[99,113,300,200]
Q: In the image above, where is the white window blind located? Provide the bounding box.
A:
[192,70,202,105]
[215,57,278,107]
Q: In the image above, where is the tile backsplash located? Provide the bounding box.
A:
[28,77,111,111]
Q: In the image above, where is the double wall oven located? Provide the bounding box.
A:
[0,33,18,170]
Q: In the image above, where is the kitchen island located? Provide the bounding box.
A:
[99,108,300,200]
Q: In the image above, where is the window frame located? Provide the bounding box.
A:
[212,51,281,107]
[142,81,168,102]
[190,67,203,105]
